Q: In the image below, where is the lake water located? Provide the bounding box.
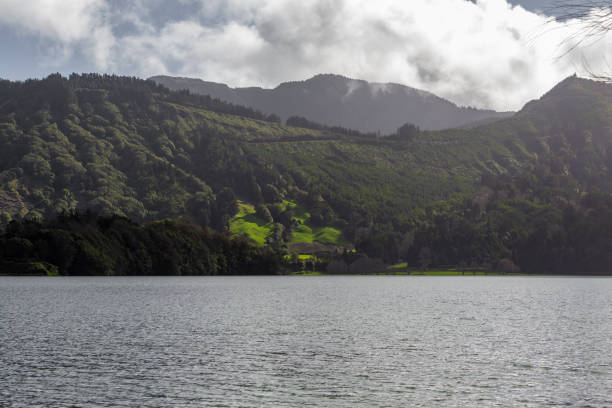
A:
[1,276,611,407]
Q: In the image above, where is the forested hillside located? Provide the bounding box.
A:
[1,74,612,274]
[0,74,526,230]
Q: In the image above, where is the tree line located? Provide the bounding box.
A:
[0,211,282,276]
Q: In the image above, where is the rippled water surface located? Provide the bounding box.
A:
[1,276,611,407]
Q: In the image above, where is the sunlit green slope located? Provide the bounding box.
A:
[2,74,612,252]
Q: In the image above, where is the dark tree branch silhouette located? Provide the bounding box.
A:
[548,1,612,81]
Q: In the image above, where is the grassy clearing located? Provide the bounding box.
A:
[297,254,316,260]
[288,224,345,245]
[229,201,273,246]
[387,262,408,271]
[287,201,346,245]
[313,227,343,244]
[290,223,314,243]
[230,199,347,247]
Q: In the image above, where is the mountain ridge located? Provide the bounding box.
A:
[149,73,514,133]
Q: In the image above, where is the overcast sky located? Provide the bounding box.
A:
[0,0,610,111]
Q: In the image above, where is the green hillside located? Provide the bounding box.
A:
[2,74,612,273]
[0,74,528,233]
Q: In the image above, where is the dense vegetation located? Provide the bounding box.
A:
[0,73,503,238]
[1,73,612,274]
[389,187,612,275]
[0,211,281,276]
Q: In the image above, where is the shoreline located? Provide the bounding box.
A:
[2,272,611,277]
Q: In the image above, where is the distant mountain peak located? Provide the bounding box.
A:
[309,73,349,80]
[519,75,612,115]
[150,74,514,132]
[297,74,432,98]
[543,74,584,93]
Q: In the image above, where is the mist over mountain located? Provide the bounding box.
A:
[150,74,514,133]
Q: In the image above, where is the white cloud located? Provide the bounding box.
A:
[0,0,105,42]
[0,0,112,67]
[1,0,611,110]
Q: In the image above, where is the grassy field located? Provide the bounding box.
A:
[287,224,344,245]
[230,200,347,248]
[387,262,409,271]
[290,223,313,243]
[287,201,346,245]
[229,201,273,246]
